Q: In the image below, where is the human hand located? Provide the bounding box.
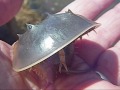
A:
[54,0,120,89]
[0,0,23,25]
[0,0,120,89]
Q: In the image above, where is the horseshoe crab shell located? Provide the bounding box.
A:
[12,10,100,72]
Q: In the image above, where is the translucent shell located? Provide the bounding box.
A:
[12,10,100,72]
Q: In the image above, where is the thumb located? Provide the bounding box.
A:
[0,40,28,89]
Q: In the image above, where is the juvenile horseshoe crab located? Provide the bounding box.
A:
[12,10,100,89]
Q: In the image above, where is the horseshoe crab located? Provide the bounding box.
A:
[12,10,100,72]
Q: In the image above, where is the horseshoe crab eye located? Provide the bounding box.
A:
[26,24,33,30]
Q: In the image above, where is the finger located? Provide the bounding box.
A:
[0,41,29,89]
[61,0,114,19]
[0,0,23,25]
[76,3,120,66]
[90,3,120,48]
[96,40,120,85]
[0,41,40,89]
[0,50,29,89]
[0,40,11,59]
